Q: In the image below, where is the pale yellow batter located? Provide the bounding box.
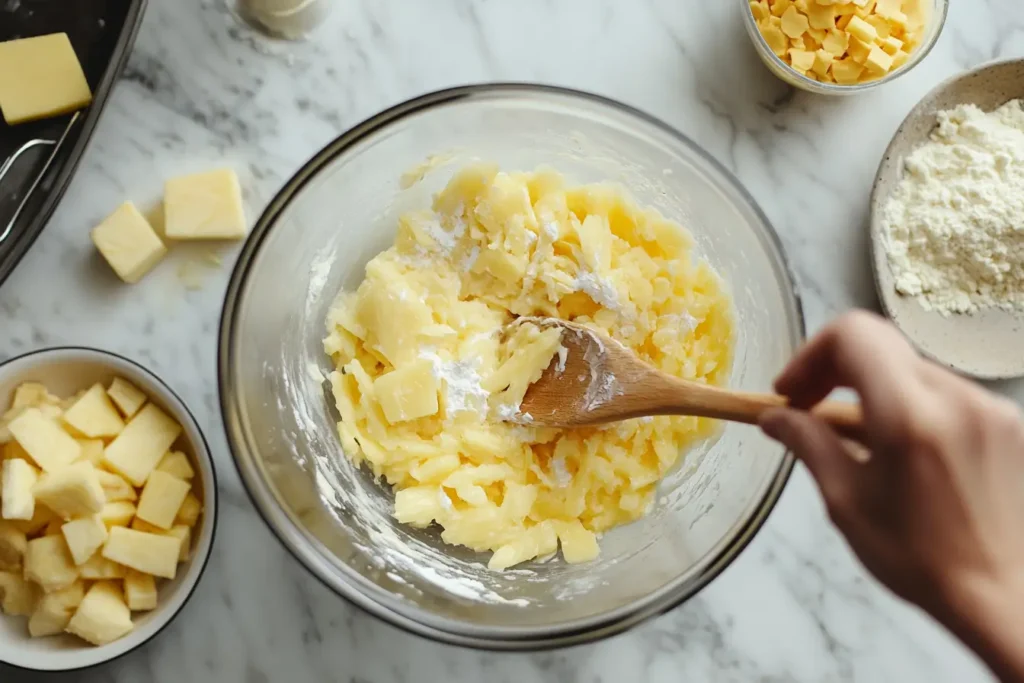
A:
[324,164,734,570]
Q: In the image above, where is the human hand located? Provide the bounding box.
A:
[761,311,1024,681]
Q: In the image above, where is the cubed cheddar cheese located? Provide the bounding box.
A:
[91,202,168,284]
[164,168,248,240]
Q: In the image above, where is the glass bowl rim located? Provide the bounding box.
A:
[741,0,950,94]
[217,82,802,650]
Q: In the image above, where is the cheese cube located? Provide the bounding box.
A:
[164,168,248,240]
[97,470,137,503]
[103,403,183,486]
[136,471,191,529]
[845,15,877,43]
[28,580,85,637]
[106,378,147,419]
[0,570,39,616]
[7,408,81,472]
[0,521,27,571]
[0,33,92,125]
[848,36,873,63]
[62,383,125,439]
[61,515,109,565]
[24,535,79,592]
[156,450,195,480]
[166,524,192,562]
[865,45,895,73]
[91,201,168,284]
[123,570,158,611]
[99,501,137,529]
[2,457,38,520]
[373,360,439,424]
[79,552,127,579]
[65,581,134,645]
[175,492,202,527]
[102,527,181,579]
[33,461,106,519]
[881,35,905,55]
[12,383,59,409]
[76,439,106,468]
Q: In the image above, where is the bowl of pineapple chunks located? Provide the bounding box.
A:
[0,347,216,671]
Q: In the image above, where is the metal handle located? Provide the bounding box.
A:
[0,111,82,245]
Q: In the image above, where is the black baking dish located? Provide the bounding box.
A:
[0,0,147,287]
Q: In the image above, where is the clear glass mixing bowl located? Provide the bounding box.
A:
[218,84,803,650]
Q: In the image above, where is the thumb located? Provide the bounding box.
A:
[761,407,857,508]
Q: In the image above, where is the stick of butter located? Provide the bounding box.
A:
[0,33,92,125]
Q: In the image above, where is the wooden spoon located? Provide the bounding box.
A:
[514,318,863,440]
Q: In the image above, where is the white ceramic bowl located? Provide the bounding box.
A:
[0,348,217,672]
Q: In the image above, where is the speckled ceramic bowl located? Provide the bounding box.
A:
[870,58,1024,380]
[0,348,218,672]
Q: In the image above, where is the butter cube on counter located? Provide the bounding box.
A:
[103,403,183,487]
[8,408,81,472]
[91,202,168,284]
[33,461,106,519]
[0,33,92,125]
[106,378,147,419]
[136,471,191,530]
[62,384,125,439]
[2,458,39,520]
[164,168,248,240]
[65,581,134,646]
[102,527,181,580]
[24,535,79,592]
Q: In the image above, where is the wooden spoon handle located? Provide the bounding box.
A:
[665,381,864,442]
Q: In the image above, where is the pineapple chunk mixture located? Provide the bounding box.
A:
[0,379,204,646]
[324,165,734,571]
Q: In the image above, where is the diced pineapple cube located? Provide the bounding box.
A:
[2,457,38,520]
[0,521,27,571]
[79,552,127,579]
[103,404,182,486]
[33,461,106,519]
[7,408,81,472]
[61,384,125,439]
[65,581,134,645]
[99,501,136,529]
[165,524,192,562]
[123,569,158,611]
[155,451,194,480]
[135,470,191,530]
[106,378,147,419]
[102,527,181,579]
[61,515,109,565]
[373,359,439,424]
[27,580,85,637]
[24,535,79,592]
[0,570,39,616]
[175,492,202,527]
[75,439,105,468]
[96,469,137,502]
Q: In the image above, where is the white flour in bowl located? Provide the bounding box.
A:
[881,100,1024,315]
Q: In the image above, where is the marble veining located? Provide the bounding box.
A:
[3,0,1023,681]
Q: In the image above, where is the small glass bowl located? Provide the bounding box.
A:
[742,0,949,95]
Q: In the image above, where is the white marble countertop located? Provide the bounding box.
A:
[3,0,1023,681]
